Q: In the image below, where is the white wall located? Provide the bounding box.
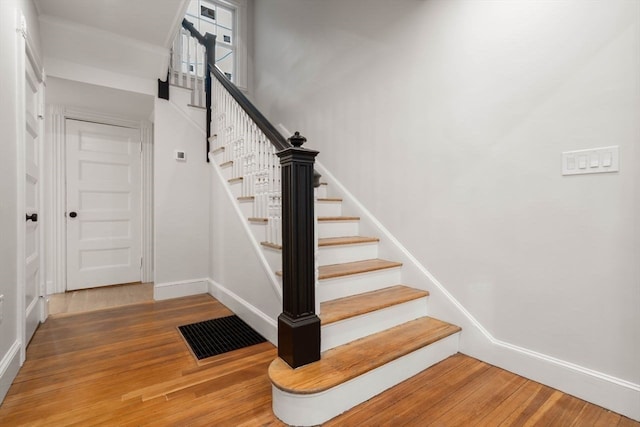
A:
[208,160,281,344]
[0,0,41,402]
[153,97,210,298]
[252,0,640,414]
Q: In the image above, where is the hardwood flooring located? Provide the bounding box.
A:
[48,282,153,316]
[0,294,637,426]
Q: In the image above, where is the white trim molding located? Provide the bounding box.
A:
[47,106,154,294]
[314,161,640,422]
[47,105,66,295]
[208,279,277,345]
[153,278,209,300]
[141,121,154,283]
[0,341,21,403]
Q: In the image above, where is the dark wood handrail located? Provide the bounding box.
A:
[182,19,290,152]
[209,66,290,151]
[181,18,206,45]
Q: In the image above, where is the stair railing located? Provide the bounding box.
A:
[168,19,321,369]
[170,26,207,109]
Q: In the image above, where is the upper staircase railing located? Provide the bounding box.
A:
[166,19,321,369]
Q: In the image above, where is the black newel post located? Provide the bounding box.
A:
[276,132,321,369]
[203,33,216,162]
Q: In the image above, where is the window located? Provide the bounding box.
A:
[185,0,248,90]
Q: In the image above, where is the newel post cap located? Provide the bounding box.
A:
[288,131,307,148]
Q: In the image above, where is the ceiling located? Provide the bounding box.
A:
[35,0,189,48]
[34,0,191,88]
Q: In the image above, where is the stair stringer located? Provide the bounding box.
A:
[314,161,640,422]
[208,151,282,345]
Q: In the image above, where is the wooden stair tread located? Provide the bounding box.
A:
[275,259,400,278]
[319,236,379,247]
[317,197,343,202]
[318,259,402,280]
[261,236,378,251]
[269,316,461,394]
[261,241,280,250]
[318,216,360,222]
[248,217,267,223]
[228,177,243,183]
[220,160,233,167]
[237,196,254,201]
[210,146,224,153]
[320,285,429,325]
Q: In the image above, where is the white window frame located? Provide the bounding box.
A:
[186,0,248,91]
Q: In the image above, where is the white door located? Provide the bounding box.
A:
[65,120,142,291]
[23,44,43,345]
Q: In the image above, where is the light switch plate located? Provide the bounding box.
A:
[562,146,619,176]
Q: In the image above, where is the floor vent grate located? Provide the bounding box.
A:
[178,315,267,360]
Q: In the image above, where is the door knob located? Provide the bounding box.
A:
[26,213,38,222]
[69,211,78,218]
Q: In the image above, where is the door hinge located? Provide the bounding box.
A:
[140,140,143,153]
[140,257,143,269]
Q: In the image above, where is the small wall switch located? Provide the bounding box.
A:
[578,156,587,169]
[562,146,619,176]
[175,150,187,161]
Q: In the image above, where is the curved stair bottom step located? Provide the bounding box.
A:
[271,333,460,426]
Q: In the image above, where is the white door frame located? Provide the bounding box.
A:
[47,107,153,294]
[15,10,46,363]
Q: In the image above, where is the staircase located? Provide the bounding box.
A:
[170,18,460,425]
[210,147,461,425]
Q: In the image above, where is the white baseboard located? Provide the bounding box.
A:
[207,279,277,345]
[0,341,21,404]
[153,278,208,300]
[466,335,640,422]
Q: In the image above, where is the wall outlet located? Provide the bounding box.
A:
[0,294,4,323]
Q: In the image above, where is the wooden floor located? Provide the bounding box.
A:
[0,295,637,426]
[48,282,154,316]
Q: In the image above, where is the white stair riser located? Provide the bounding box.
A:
[318,221,359,238]
[238,200,253,218]
[316,185,328,199]
[261,246,282,272]
[318,243,378,266]
[211,149,224,164]
[228,180,242,199]
[321,297,428,352]
[318,268,402,302]
[315,201,342,217]
[249,222,266,243]
[272,333,460,426]
[220,163,233,181]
